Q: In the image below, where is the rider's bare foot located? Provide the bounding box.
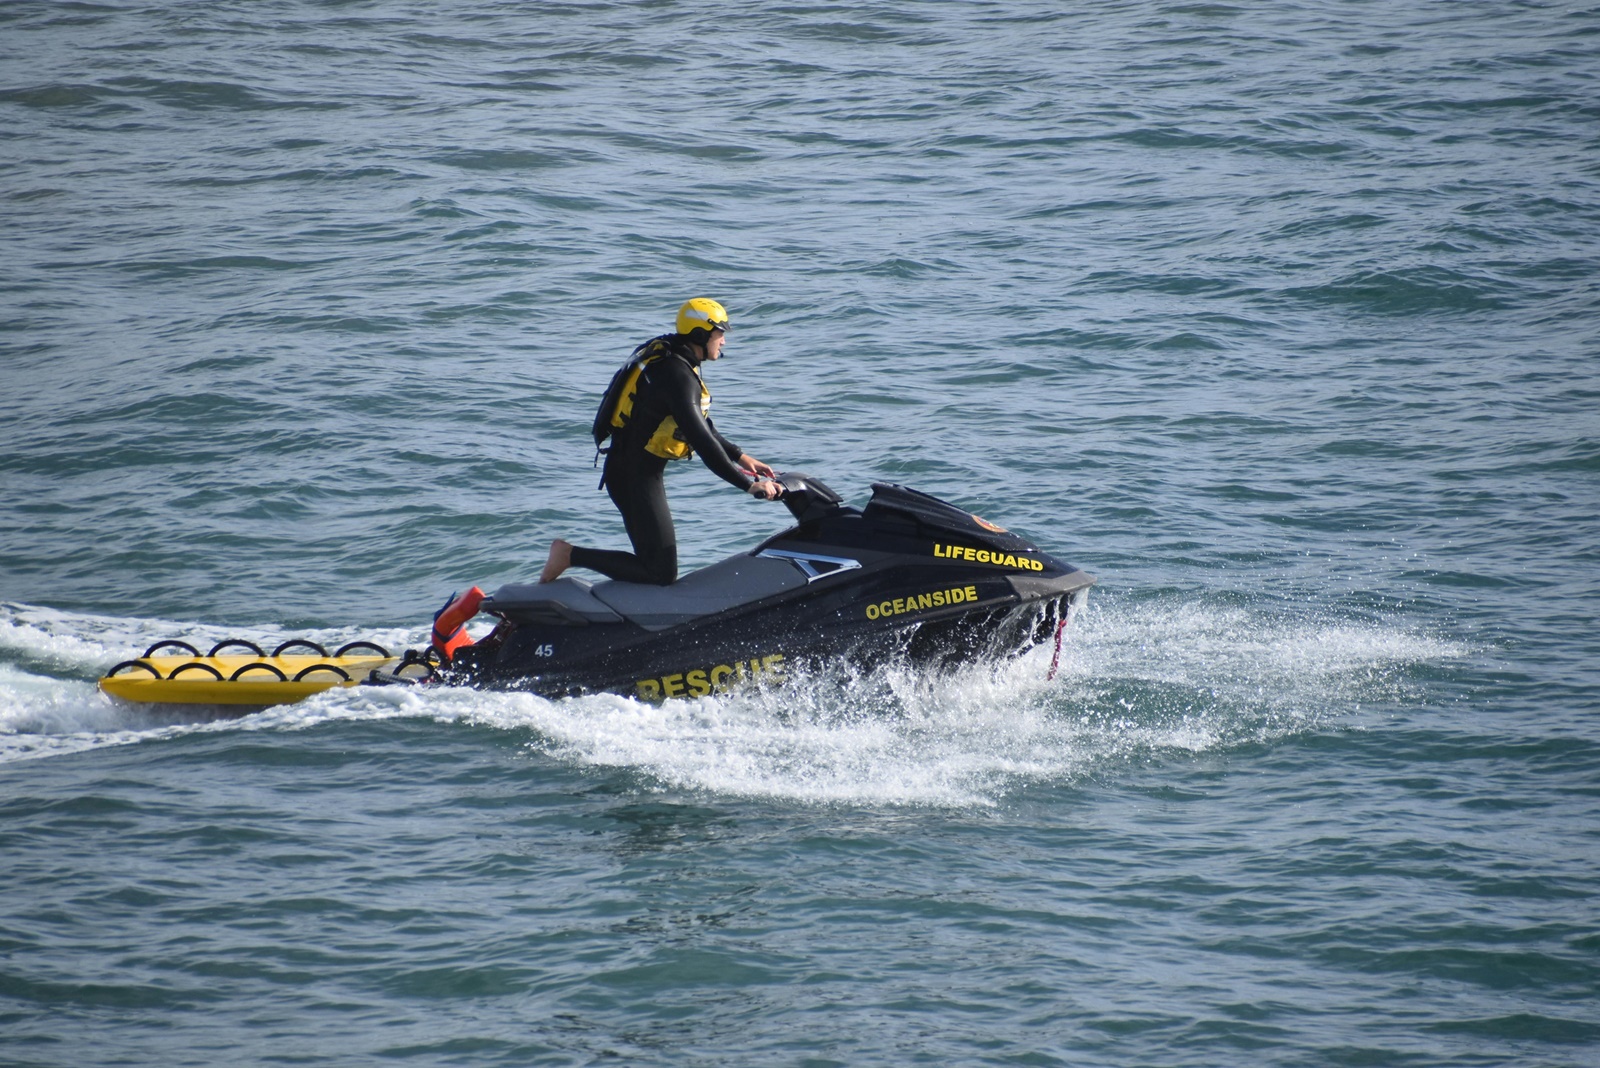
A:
[539,539,573,584]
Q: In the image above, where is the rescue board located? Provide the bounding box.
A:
[99,639,402,707]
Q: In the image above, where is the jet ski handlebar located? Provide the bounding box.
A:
[742,468,787,500]
[740,468,845,522]
[771,471,846,523]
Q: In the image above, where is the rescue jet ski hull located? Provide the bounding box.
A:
[446,476,1094,699]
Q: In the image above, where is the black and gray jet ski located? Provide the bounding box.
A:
[440,474,1094,699]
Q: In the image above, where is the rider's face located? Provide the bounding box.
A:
[703,328,726,360]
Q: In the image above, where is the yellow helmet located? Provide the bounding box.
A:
[676,297,730,337]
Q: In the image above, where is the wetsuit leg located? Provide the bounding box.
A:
[569,470,677,585]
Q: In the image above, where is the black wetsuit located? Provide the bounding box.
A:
[570,336,753,585]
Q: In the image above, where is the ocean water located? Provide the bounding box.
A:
[3,1,1598,1065]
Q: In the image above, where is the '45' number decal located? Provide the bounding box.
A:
[533,644,555,657]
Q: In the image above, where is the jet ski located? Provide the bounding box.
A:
[437,473,1094,699]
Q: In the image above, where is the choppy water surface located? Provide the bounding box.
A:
[3,2,1598,1065]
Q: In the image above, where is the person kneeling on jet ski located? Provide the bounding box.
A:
[540,297,783,586]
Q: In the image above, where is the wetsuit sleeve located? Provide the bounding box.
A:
[657,360,753,491]
[706,419,742,465]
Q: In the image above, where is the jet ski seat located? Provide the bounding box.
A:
[485,552,807,632]
[484,577,625,625]
[590,552,806,630]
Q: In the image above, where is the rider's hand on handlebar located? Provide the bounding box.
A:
[748,478,782,500]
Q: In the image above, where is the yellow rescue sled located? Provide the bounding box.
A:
[99,638,406,707]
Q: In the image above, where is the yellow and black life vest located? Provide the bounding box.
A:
[591,337,711,461]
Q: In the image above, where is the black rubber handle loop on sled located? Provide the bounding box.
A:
[334,641,391,658]
[273,640,329,657]
[229,662,287,681]
[142,640,200,659]
[170,662,225,680]
[209,639,266,657]
[108,659,162,678]
[293,664,351,682]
